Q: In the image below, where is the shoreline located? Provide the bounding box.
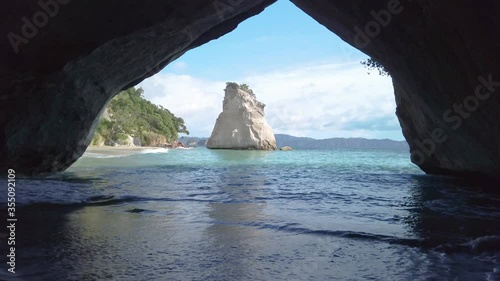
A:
[87,146,165,151]
[84,146,168,157]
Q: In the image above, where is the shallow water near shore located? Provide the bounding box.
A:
[1,147,499,281]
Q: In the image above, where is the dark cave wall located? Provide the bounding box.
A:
[1,0,500,180]
[291,0,500,178]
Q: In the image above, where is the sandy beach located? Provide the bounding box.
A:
[84,146,166,157]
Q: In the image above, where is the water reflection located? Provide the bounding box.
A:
[404,174,500,246]
[0,204,81,281]
[398,175,500,280]
[202,165,268,279]
[2,170,499,280]
[209,149,273,162]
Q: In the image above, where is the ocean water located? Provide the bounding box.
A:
[1,147,499,281]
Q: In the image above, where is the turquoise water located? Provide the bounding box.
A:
[80,147,418,172]
[2,148,499,281]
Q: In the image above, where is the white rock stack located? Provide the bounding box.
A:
[207,83,277,150]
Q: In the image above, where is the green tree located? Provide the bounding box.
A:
[225,82,254,95]
[91,87,188,146]
[239,83,253,94]
[361,58,390,76]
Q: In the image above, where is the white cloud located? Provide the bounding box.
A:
[139,62,404,140]
[243,62,401,139]
[139,74,225,137]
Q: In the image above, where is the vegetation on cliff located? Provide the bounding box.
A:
[361,58,390,76]
[91,87,188,146]
[226,82,254,95]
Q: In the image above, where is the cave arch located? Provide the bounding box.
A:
[1,0,499,179]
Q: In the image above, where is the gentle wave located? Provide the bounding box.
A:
[435,235,500,255]
[139,148,170,154]
[82,147,170,159]
[83,152,128,159]
[84,195,217,205]
[244,221,424,246]
[17,194,498,256]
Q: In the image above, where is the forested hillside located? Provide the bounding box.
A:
[91,87,188,146]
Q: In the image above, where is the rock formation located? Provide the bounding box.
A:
[1,0,500,181]
[207,83,277,150]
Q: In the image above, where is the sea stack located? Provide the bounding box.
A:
[207,83,277,150]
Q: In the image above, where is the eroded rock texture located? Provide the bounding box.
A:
[207,84,277,150]
[1,0,499,179]
[0,0,276,174]
[291,0,500,179]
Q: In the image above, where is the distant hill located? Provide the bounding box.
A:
[275,134,408,149]
[179,134,408,149]
[178,136,208,147]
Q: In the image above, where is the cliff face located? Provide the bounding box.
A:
[1,0,500,180]
[290,0,500,179]
[207,84,277,150]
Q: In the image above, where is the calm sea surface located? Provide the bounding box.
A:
[1,147,499,281]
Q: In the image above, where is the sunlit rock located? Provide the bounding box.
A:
[207,83,277,150]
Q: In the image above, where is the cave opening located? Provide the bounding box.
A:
[3,1,500,279]
[132,0,405,150]
[2,0,499,179]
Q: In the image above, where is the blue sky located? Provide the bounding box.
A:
[140,0,404,140]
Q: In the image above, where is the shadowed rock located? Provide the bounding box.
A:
[290,0,500,180]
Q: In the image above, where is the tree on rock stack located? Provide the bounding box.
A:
[207,83,277,150]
